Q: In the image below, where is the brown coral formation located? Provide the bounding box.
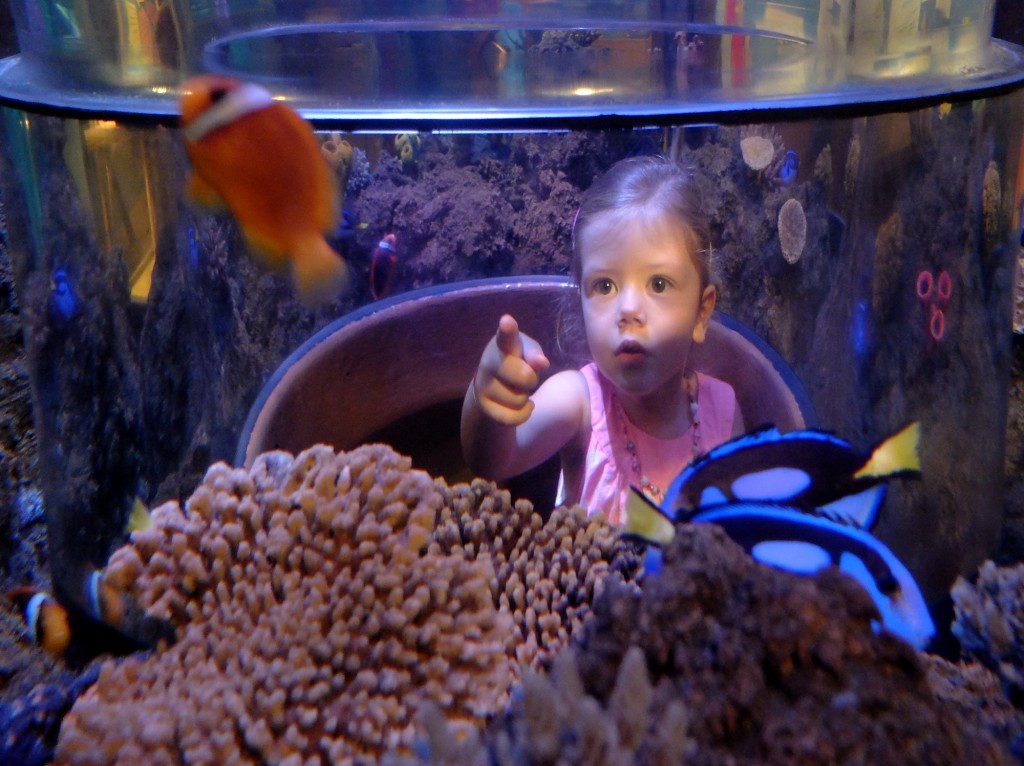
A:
[321,133,354,202]
[531,30,602,54]
[1015,253,1024,332]
[872,210,905,317]
[983,160,1002,254]
[925,655,1024,751]
[52,444,636,766]
[320,133,353,171]
[346,131,614,297]
[738,126,784,175]
[952,559,1024,700]
[844,132,861,199]
[778,197,807,264]
[740,135,775,171]
[812,144,833,189]
[418,525,1015,765]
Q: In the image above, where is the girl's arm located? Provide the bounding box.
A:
[731,401,746,437]
[461,315,587,479]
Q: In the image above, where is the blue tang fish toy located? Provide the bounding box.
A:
[778,149,799,184]
[667,422,920,523]
[49,267,76,320]
[624,422,935,649]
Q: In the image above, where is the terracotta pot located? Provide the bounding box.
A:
[237,276,814,509]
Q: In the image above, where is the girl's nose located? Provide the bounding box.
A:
[617,286,645,325]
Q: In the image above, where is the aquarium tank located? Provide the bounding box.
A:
[0,0,1021,647]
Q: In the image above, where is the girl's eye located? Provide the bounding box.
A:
[592,278,615,295]
[651,276,670,293]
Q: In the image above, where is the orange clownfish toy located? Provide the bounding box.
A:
[180,75,348,306]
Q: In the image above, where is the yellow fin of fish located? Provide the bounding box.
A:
[853,422,921,480]
[242,231,291,272]
[127,496,151,534]
[624,487,676,546]
[290,233,350,307]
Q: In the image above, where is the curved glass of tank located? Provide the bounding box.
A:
[0,0,1021,643]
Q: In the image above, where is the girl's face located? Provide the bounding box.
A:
[578,210,716,401]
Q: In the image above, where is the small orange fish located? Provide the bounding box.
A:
[180,75,348,305]
[86,570,125,628]
[371,233,398,299]
[7,587,71,658]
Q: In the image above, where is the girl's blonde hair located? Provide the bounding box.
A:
[570,155,714,291]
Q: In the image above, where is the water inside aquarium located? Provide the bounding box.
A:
[0,0,1021,640]
[3,102,1021,610]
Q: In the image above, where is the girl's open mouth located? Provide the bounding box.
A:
[615,340,647,363]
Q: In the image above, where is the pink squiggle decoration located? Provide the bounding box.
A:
[916,270,933,300]
[916,270,952,342]
[929,304,945,341]
[935,271,951,307]
[913,268,950,342]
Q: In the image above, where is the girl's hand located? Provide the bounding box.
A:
[473,314,550,425]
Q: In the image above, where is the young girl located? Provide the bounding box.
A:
[461,156,745,524]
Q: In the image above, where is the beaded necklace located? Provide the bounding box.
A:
[617,371,701,503]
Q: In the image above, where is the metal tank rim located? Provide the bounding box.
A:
[0,37,1022,131]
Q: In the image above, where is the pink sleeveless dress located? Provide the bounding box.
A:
[557,363,737,525]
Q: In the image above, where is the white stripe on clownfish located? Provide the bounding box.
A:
[182,82,276,143]
[24,591,48,640]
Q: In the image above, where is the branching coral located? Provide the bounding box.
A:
[925,655,1024,750]
[436,483,632,667]
[54,444,638,766]
[345,146,373,196]
[952,560,1024,700]
[392,646,696,766]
